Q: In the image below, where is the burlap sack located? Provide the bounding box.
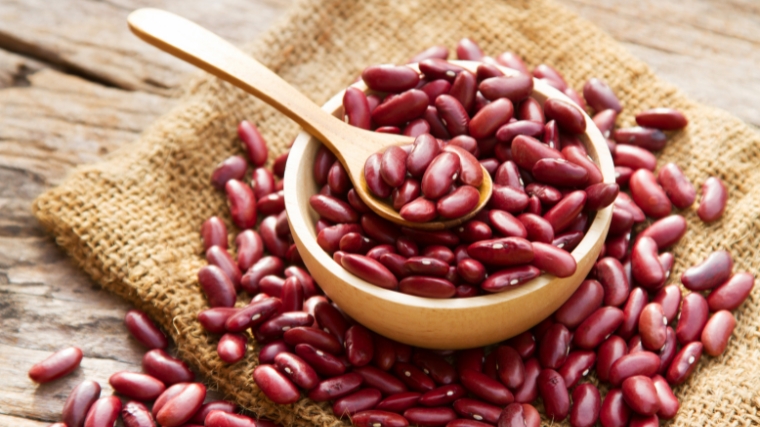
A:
[33,0,760,425]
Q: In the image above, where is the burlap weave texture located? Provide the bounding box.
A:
[33,0,760,425]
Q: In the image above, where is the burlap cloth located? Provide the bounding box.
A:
[32,0,760,425]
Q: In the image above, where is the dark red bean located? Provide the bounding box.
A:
[655,163,695,209]
[367,244,397,262]
[280,276,304,312]
[205,411,257,427]
[536,369,569,421]
[636,216,686,251]
[621,376,660,416]
[543,98,585,134]
[530,242,576,278]
[449,71,478,112]
[498,403,540,427]
[459,369,513,406]
[682,250,733,291]
[211,155,247,191]
[342,253,399,290]
[257,191,286,217]
[109,372,165,401]
[313,145,336,185]
[676,292,709,345]
[421,152,461,200]
[225,298,280,333]
[419,59,465,82]
[408,135,442,178]
[237,120,268,167]
[340,232,376,254]
[630,237,664,290]
[489,185,530,213]
[274,352,319,390]
[468,98,514,139]
[309,194,358,224]
[380,146,409,188]
[84,396,122,427]
[435,94,470,136]
[242,255,284,293]
[345,324,375,367]
[615,166,633,186]
[456,258,486,285]
[365,153,393,198]
[608,351,660,386]
[477,63,506,81]
[207,246,242,291]
[394,362,437,392]
[124,310,167,350]
[151,383,187,418]
[121,401,156,427]
[493,162,523,192]
[404,407,457,427]
[348,189,372,215]
[216,333,247,364]
[538,323,571,369]
[543,191,586,233]
[635,108,688,130]
[511,135,563,171]
[142,349,193,385]
[442,145,484,187]
[377,392,421,413]
[342,86,372,130]
[404,119,431,138]
[614,145,657,171]
[28,346,83,384]
[493,53,528,75]
[198,265,236,308]
[583,78,621,113]
[399,275,457,298]
[419,385,466,407]
[314,301,349,345]
[553,231,583,252]
[574,306,624,350]
[608,205,634,236]
[489,209,527,238]
[202,216,228,251]
[629,169,671,218]
[638,303,667,351]
[401,227,460,246]
[558,351,596,388]
[155,382,206,427]
[666,341,703,385]
[190,401,238,424]
[234,230,263,271]
[284,326,342,354]
[455,349,484,376]
[652,375,679,419]
[63,380,101,427]
[600,388,631,427]
[354,410,410,427]
[651,286,680,324]
[448,135,478,155]
[512,358,540,403]
[479,74,533,102]
[379,253,411,279]
[362,65,420,93]
[516,97,544,123]
[584,183,619,212]
[295,343,346,377]
[308,372,365,401]
[327,161,351,196]
[593,109,617,139]
[225,179,257,229]
[708,272,755,311]
[411,351,457,385]
[615,195,646,223]
[701,310,736,356]
[435,186,479,219]
[421,80,452,106]
[354,366,408,395]
[253,364,301,404]
[376,126,402,134]
[333,388,383,417]
[421,245,455,264]
[569,384,601,427]
[481,265,541,293]
[532,158,588,187]
[554,279,604,329]
[467,237,533,267]
[597,336,627,383]
[455,38,484,60]
[496,120,544,143]
[198,308,237,334]
[318,224,362,254]
[612,127,667,151]
[452,398,501,424]
[532,64,568,90]
[618,287,648,340]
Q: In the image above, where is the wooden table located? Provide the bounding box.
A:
[1,0,757,424]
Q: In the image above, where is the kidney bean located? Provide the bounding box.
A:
[481,265,541,293]
[631,237,665,290]
[259,340,290,365]
[293,344,344,378]
[639,303,668,351]
[595,257,630,306]
[108,372,165,401]
[535,369,569,421]
[618,287,648,340]
[476,63,505,81]
[543,190,587,234]
[554,279,604,328]
[211,155,247,191]
[708,272,755,311]
[613,144,657,171]
[236,120,268,166]
[152,383,189,418]
[591,109,617,139]
[651,375,679,419]
[62,380,101,427]
[467,237,534,267]
[524,184,562,207]
[205,411,258,427]
[621,376,660,416]
[561,146,604,187]
[652,165,695,210]
[356,411,412,427]
[257,190,286,216]
[585,183,620,212]
[442,145,484,187]
[582,78,621,113]
[403,119,431,138]
[574,306,624,350]
[467,98,513,139]
[399,276,457,298]
[120,401,156,427]
[396,237,419,258]
[340,233,376,254]
[307,373,365,402]
[489,185,530,213]
[409,351,456,385]
[28,346,83,383]
[449,71,478,113]
[313,145,337,186]
[422,106,452,140]
[513,98,542,124]
[567,383,601,427]
[332,388,383,417]
[615,166,633,186]
[531,158,588,187]
[492,346,524,389]
[258,275,285,298]
[234,231,262,272]
[258,312,314,341]
[496,120,544,143]
[635,218,686,253]
[615,195,645,223]
[436,186,480,219]
[280,276,304,312]
[421,80,452,106]
[455,258,486,285]
[605,233,629,260]
[600,388,631,427]
[142,349,193,385]
[636,108,688,130]
[377,391,422,413]
[419,58,465,81]
[198,307,238,334]
[458,369,513,406]
[419,385,466,407]
[189,401,238,424]
[313,302,349,346]
[479,74,533,102]
[682,250,733,292]
[531,64,567,90]
[124,310,167,350]
[364,153,393,198]
[479,158,499,176]
[435,94,470,136]
[420,152,461,200]
[379,253,411,279]
[403,407,456,427]
[628,336,645,354]
[666,341,703,385]
[657,327,677,375]
[405,135,440,177]
[608,351,660,386]
[326,161,351,196]
[254,364,301,404]
[530,241,576,278]
[318,224,362,254]
[273,351,318,390]
[498,403,541,427]
[492,163,523,192]
[225,179,257,229]
[378,146,409,188]
[629,169,671,218]
[198,265,236,308]
[341,253,399,290]
[352,366,406,396]
[250,167,276,200]
[487,210,526,238]
[367,244,397,262]
[207,246,242,290]
[340,86,372,130]
[701,310,736,356]
[155,382,206,426]
[394,361,436,392]
[421,245,455,264]
[216,333,247,363]
[492,52,527,74]
[543,98,586,134]
[511,135,563,171]
[676,292,709,346]
[83,396,122,427]
[202,216,228,251]
[345,325,374,367]
[511,358,540,403]
[553,231,583,251]
[558,351,596,388]
[362,65,420,93]
[612,127,667,152]
[284,327,341,354]
[538,323,571,369]
[452,398,501,424]
[309,194,358,224]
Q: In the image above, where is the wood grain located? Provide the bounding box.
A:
[0,0,758,423]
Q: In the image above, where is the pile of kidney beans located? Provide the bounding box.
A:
[30,37,752,427]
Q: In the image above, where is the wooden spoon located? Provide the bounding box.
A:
[127,8,492,230]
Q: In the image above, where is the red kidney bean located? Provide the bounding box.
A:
[295,343,346,377]
[284,327,342,354]
[142,349,193,385]
[410,45,449,63]
[314,145,336,186]
[280,276,304,312]
[455,348,484,376]
[639,303,667,351]
[318,223,362,254]
[379,253,411,279]
[205,411,257,427]
[533,64,568,90]
[498,403,541,427]
[608,351,660,386]
[274,351,319,390]
[189,401,238,424]
[708,272,755,311]
[309,194,358,224]
[308,372,365,402]
[543,190,587,233]
[666,341,703,385]
[525,183,562,207]
[682,250,733,291]
[152,383,188,418]
[512,358,540,403]
[421,245,455,264]
[489,185,530,213]
[480,158,500,176]
[608,205,634,236]
[618,287,648,340]
[63,380,101,427]
[479,74,533,102]
[558,350,596,388]
[419,385,466,407]
[615,195,645,222]
[237,120,268,167]
[595,257,630,306]
[348,188,372,214]
[493,161,524,191]
[621,376,660,416]
[442,145,483,187]
[211,155,247,191]
[628,335,645,354]
[327,161,351,195]
[252,166,276,200]
[198,307,238,334]
[448,136,478,156]
[568,384,601,427]
[421,80,452,106]
[109,372,165,401]
[258,312,314,341]
[629,169,671,218]
[636,108,688,130]
[631,237,664,290]
[258,276,285,298]
[701,310,736,356]
[345,324,375,367]
[314,301,349,345]
[450,71,478,113]
[496,120,544,143]
[585,182,620,211]
[543,98,586,134]
[367,244,397,261]
[407,134,442,178]
[259,341,290,365]
[258,191,286,216]
[653,285,681,324]
[553,231,584,251]
[574,306,624,349]
[354,366,408,395]
[393,362,438,392]
[365,153,393,198]
[468,98,514,139]
[489,209,528,238]
[380,146,409,188]
[456,38,484,60]
[654,163,695,209]
[377,392,421,413]
[411,351,457,385]
[435,186,479,219]
[600,388,631,427]
[593,109,617,138]
[343,86,372,130]
[467,237,533,266]
[404,119,431,137]
[217,333,247,363]
[459,369,514,405]
[583,77,621,112]
[404,407,457,427]
[481,265,541,293]
[493,346,524,389]
[28,346,83,383]
[515,97,543,123]
[421,152,461,199]
[538,323,571,369]
[198,265,236,308]
[554,279,604,329]
[637,216,687,251]
[477,63,506,81]
[340,232,376,254]
[511,135,563,171]
[530,241,576,278]
[124,310,167,350]
[605,233,629,260]
[456,258,487,285]
[207,246,242,290]
[612,127,667,151]
[676,292,709,345]
[341,253,399,290]
[452,398,501,424]
[202,216,228,250]
[242,254,285,293]
[225,179,257,229]
[493,52,528,74]
[419,59,465,82]
[235,230,263,271]
[436,94,470,136]
[254,364,301,404]
[84,396,122,427]
[536,369,569,421]
[354,410,410,427]
[425,106,453,139]
[155,382,206,426]
[532,158,589,187]
[333,388,383,417]
[613,145,657,171]
[362,65,420,93]
[121,401,156,427]
[399,275,457,298]
[651,375,679,419]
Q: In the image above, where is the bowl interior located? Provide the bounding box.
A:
[284,61,614,349]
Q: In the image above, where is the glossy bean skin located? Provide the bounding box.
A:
[198,307,237,334]
[399,276,457,298]
[613,145,657,171]
[189,401,238,424]
[355,366,409,395]
[295,343,346,377]
[381,146,409,188]
[273,352,319,390]
[225,298,281,333]
[478,74,534,102]
[109,372,166,401]
[217,333,247,364]
[419,59,465,82]
[421,152,461,199]
[207,246,242,290]
[237,120,268,166]
[543,191,587,234]
[651,375,679,419]
[353,410,410,427]
[142,349,194,385]
[436,94,470,136]
[344,325,374,367]
[235,230,264,272]
[513,358,540,403]
[666,341,703,385]
[241,256,285,294]
[421,80,452,106]
[630,169,671,219]
[481,266,541,293]
[637,215,687,250]
[442,145,483,187]
[456,222,492,246]
[489,210,528,238]
[583,78,622,113]
[656,163,695,208]
[120,401,156,427]
[198,265,236,308]
[254,364,301,404]
[635,108,688,130]
[412,351,458,385]
[342,253,399,290]
[631,237,665,290]
[496,346,525,389]
[544,98,586,134]
[558,351,596,388]
[342,86,372,130]
[697,176,728,222]
[83,396,122,427]
[373,90,429,126]
[562,145,603,186]
[586,182,620,211]
[570,383,601,427]
[621,376,660,416]
[490,184,530,213]
[404,407,457,427]
[708,272,755,311]
[530,242,576,278]
[469,98,514,139]
[393,179,422,210]
[537,369,569,421]
[309,194,359,224]
[511,135,563,171]
[452,398,501,424]
[618,287,648,340]
[394,361,436,392]
[554,280,604,329]
[332,389,383,417]
[681,250,733,291]
[458,369,513,405]
[496,120,544,143]
[28,346,83,383]
[608,351,660,386]
[205,411,257,427]
[600,389,631,427]
[574,306,625,349]
[407,134,442,178]
[365,153,393,198]
[258,312,314,341]
[497,403,541,427]
[437,186,480,219]
[154,382,206,426]
[595,257,630,307]
[377,392,421,413]
[225,179,257,229]
[211,155,247,191]
[63,380,102,427]
[467,237,533,267]
[676,292,709,344]
[596,337,627,384]
[612,127,667,151]
[638,303,667,351]
[284,326,342,354]
[538,323,571,369]
[701,310,736,356]
[362,65,420,94]
[202,216,228,250]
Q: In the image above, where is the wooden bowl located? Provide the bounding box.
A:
[284,61,615,349]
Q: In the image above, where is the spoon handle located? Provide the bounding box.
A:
[128,8,347,152]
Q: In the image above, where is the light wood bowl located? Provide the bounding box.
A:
[284,61,614,349]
